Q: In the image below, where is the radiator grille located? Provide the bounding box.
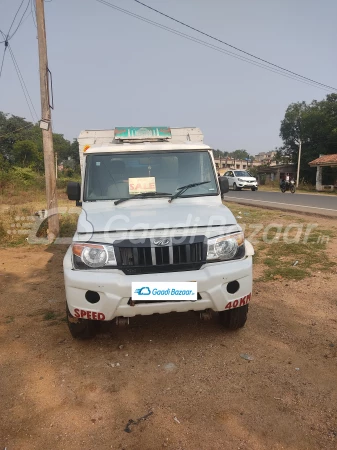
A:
[113,236,206,274]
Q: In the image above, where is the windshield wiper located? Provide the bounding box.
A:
[168,181,210,203]
[114,192,172,205]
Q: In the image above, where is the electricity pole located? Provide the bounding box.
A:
[35,0,59,241]
[296,138,302,188]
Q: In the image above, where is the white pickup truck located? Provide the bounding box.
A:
[64,127,253,339]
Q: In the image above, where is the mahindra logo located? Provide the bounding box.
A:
[153,238,171,246]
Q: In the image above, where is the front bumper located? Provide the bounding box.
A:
[63,247,253,320]
[237,182,258,188]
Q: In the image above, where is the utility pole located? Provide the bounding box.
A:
[55,152,58,179]
[35,0,59,241]
[296,138,302,188]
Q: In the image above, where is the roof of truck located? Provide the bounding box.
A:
[84,142,212,153]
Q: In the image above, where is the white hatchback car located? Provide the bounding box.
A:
[224,170,258,191]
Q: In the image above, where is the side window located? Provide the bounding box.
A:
[224,171,229,177]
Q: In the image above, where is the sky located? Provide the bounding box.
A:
[0,0,336,155]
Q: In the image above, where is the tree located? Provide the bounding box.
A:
[230,149,250,160]
[0,112,80,172]
[69,139,80,166]
[247,166,258,177]
[279,94,337,183]
[12,140,40,167]
[274,148,293,164]
[213,149,229,158]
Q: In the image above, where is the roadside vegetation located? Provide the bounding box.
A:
[228,204,337,281]
[0,111,80,203]
[257,181,337,195]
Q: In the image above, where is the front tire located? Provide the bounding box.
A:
[233,183,241,191]
[66,304,98,339]
[290,185,295,194]
[251,187,256,191]
[219,305,248,330]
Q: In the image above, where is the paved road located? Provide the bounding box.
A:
[223,189,337,217]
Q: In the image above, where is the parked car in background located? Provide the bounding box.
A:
[224,170,258,191]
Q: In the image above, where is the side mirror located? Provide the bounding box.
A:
[67,182,81,205]
[219,176,229,195]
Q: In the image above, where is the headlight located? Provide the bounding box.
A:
[72,243,116,268]
[207,232,244,261]
[238,178,245,182]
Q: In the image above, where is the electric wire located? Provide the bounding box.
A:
[95,0,337,92]
[0,29,8,78]
[133,0,337,92]
[0,123,34,139]
[8,44,39,122]
[8,0,31,40]
[0,44,8,79]
[0,28,6,44]
[6,0,26,38]
[8,1,31,40]
[31,0,37,29]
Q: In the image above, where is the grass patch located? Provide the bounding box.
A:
[43,311,58,321]
[59,213,78,237]
[259,228,336,280]
[0,190,77,247]
[264,266,310,281]
[224,204,337,282]
[5,315,14,324]
[41,310,65,322]
[257,229,336,281]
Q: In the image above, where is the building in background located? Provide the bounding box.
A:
[254,151,277,164]
[256,163,296,184]
[214,157,260,173]
[309,154,337,191]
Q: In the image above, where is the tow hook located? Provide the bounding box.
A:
[199,309,213,321]
[116,317,130,326]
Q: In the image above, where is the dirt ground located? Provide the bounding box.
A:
[1,214,337,449]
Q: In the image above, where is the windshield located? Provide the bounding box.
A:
[84,151,218,201]
[234,170,252,177]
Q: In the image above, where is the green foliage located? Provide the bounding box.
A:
[247,166,258,177]
[0,168,12,194]
[12,140,40,167]
[213,148,254,161]
[12,167,38,184]
[279,94,337,183]
[56,175,81,189]
[259,174,266,185]
[43,311,57,321]
[274,148,292,164]
[59,213,78,237]
[0,112,80,172]
[230,149,251,160]
[0,165,46,199]
[0,153,11,171]
[213,149,227,158]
